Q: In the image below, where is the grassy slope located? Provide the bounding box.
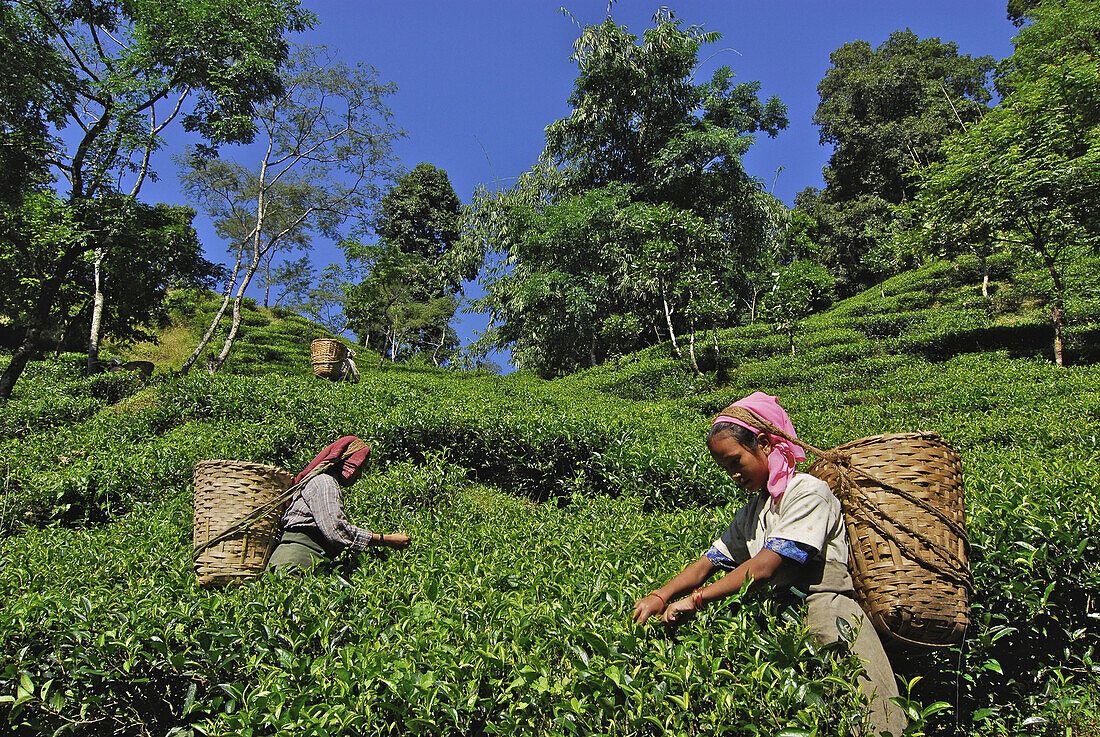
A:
[2,256,1099,735]
[117,288,373,377]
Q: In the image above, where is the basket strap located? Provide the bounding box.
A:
[714,406,831,458]
[835,471,974,591]
[715,406,971,579]
[192,439,369,561]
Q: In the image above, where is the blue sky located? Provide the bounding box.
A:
[137,0,1020,370]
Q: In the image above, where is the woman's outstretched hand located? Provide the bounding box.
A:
[381,532,410,549]
[661,597,697,626]
[632,594,665,624]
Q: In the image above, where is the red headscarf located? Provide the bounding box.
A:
[712,392,806,499]
[294,436,371,486]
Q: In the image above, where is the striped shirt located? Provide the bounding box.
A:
[281,472,373,552]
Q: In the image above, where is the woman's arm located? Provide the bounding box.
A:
[661,548,784,624]
[632,556,717,624]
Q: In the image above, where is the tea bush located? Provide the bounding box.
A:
[2,482,884,736]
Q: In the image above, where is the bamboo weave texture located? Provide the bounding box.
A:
[192,460,293,587]
[310,338,348,379]
[807,432,970,647]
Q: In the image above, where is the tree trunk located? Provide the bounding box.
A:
[208,251,262,374]
[744,288,761,325]
[54,300,89,358]
[0,245,87,401]
[660,282,681,358]
[980,255,990,299]
[262,254,272,308]
[86,248,107,375]
[1049,262,1066,367]
[180,249,243,375]
[1052,302,1065,367]
[431,325,445,367]
[688,320,701,375]
[389,323,399,364]
[0,328,40,401]
[712,324,720,363]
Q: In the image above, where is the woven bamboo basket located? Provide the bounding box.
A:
[807,432,970,648]
[716,407,971,648]
[192,460,293,587]
[311,338,348,379]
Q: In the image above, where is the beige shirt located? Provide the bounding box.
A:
[708,472,853,595]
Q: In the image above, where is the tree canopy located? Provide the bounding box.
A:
[807,30,995,292]
[177,45,402,374]
[345,163,468,366]
[903,0,1100,366]
[0,0,315,398]
[464,11,788,377]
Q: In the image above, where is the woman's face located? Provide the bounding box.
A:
[340,462,365,487]
[707,432,772,493]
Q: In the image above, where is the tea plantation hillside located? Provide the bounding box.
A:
[2,257,1099,736]
[119,288,375,378]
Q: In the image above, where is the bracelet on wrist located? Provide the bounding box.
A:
[648,591,667,606]
[378,532,385,546]
[691,588,706,611]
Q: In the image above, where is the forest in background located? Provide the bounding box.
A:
[2,1,1098,390]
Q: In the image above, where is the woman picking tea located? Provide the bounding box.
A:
[632,392,905,735]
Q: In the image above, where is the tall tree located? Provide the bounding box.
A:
[809,30,995,292]
[463,10,788,377]
[0,0,314,399]
[177,45,402,374]
[345,163,470,366]
[903,0,1100,366]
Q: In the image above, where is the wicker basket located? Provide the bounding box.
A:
[311,338,348,379]
[808,432,970,647]
[192,460,293,587]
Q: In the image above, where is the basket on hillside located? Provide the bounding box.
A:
[718,407,971,648]
[807,433,970,647]
[192,460,293,587]
[311,338,348,379]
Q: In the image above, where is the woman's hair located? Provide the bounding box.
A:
[707,421,759,450]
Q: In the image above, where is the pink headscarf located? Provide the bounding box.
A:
[712,392,805,499]
[294,436,371,487]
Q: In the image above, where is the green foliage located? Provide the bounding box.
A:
[463,11,788,377]
[810,30,995,292]
[901,0,1100,366]
[176,44,402,375]
[0,1,70,205]
[3,250,1100,734]
[344,163,466,367]
[760,260,836,355]
[0,0,316,400]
